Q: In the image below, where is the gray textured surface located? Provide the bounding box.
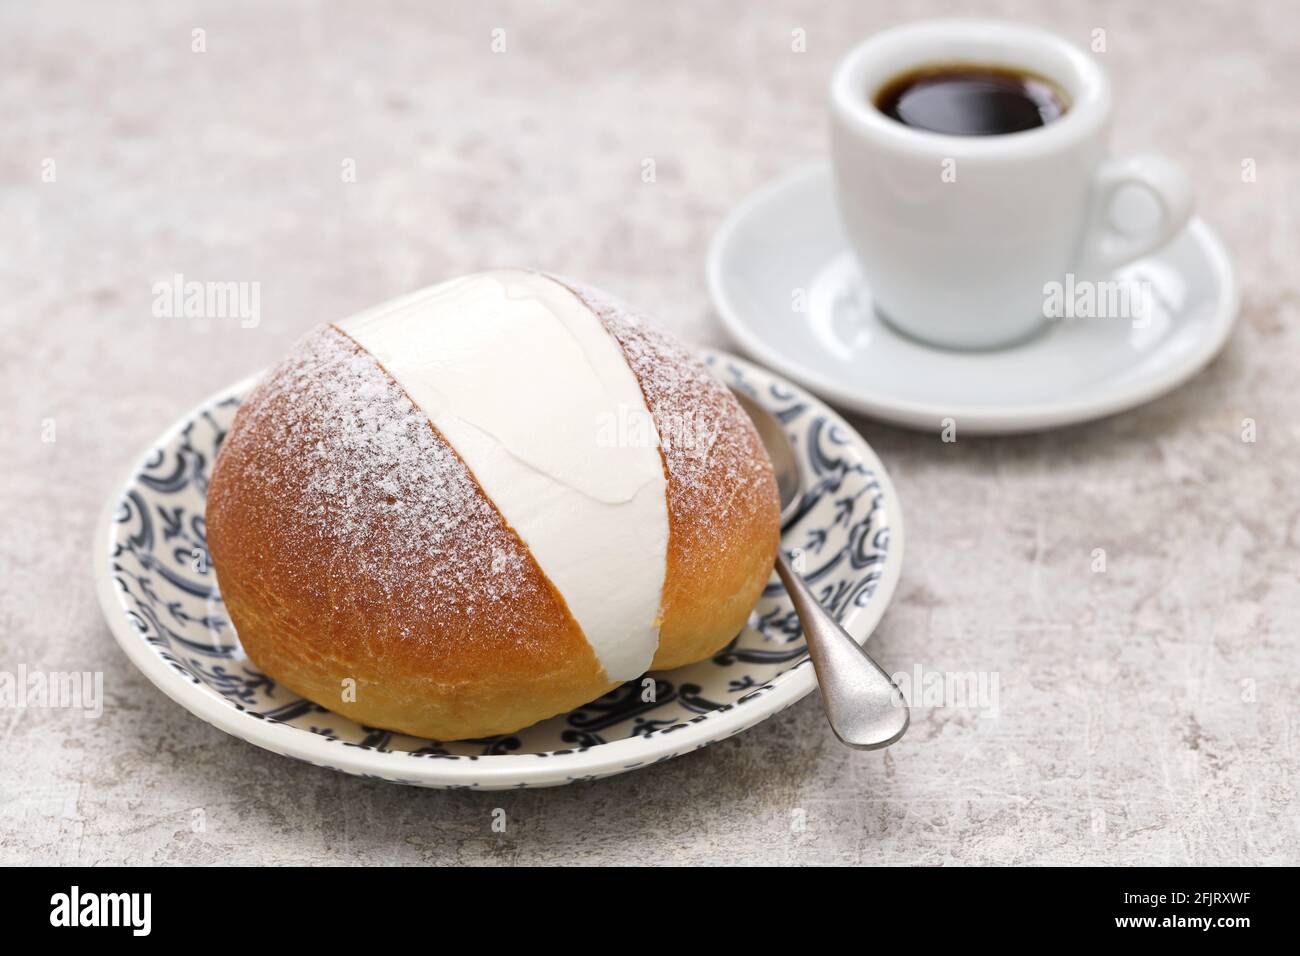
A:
[2,0,1297,865]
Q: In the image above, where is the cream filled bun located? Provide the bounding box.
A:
[205,270,780,740]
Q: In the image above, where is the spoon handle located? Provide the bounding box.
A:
[774,552,909,750]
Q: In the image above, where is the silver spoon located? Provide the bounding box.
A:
[732,389,909,750]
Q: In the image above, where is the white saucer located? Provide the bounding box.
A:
[708,164,1239,434]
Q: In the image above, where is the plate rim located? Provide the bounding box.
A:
[707,162,1240,435]
[94,349,906,788]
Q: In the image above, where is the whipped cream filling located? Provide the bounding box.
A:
[336,270,669,681]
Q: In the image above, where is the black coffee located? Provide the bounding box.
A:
[876,65,1067,136]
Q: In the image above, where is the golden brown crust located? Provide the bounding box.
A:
[206,326,613,740]
[555,278,781,670]
[206,288,781,742]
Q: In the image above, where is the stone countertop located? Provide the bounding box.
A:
[2,0,1296,865]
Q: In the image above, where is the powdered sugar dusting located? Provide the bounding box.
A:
[554,278,774,548]
[219,325,531,628]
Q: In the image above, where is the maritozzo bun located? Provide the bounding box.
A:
[206,270,780,739]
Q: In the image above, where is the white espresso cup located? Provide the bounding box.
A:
[830,19,1194,350]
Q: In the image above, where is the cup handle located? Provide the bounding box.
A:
[1079,154,1194,274]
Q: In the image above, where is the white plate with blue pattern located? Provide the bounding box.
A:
[95,350,904,789]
